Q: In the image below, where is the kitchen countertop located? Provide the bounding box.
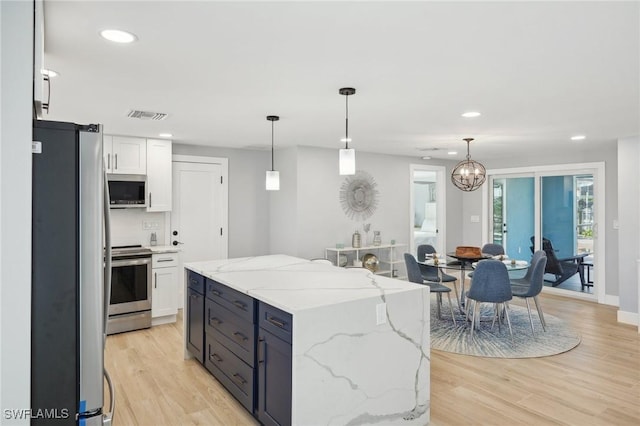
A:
[184,254,424,314]
[184,254,430,425]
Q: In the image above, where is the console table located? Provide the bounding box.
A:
[325,243,407,279]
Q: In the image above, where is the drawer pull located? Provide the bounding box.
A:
[210,317,222,326]
[232,373,247,385]
[258,337,265,364]
[233,331,248,342]
[266,316,287,329]
[157,258,173,263]
[233,300,247,310]
[210,289,222,297]
[210,353,223,363]
[190,279,198,286]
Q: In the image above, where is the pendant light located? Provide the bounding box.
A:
[451,137,486,191]
[339,87,356,175]
[266,115,280,191]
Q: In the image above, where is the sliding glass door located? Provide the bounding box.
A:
[486,164,604,302]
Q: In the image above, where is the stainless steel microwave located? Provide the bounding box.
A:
[107,175,146,207]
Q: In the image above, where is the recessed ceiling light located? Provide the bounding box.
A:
[41,69,58,77]
[461,111,481,118]
[100,29,137,43]
[448,151,457,155]
[571,135,586,141]
[421,156,432,160]
[158,133,173,138]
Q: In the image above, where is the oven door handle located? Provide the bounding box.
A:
[111,257,152,267]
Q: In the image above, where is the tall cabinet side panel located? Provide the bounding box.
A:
[31,121,79,425]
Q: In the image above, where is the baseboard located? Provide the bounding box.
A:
[603,294,619,307]
[151,314,177,327]
[617,310,639,327]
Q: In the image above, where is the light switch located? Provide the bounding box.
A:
[376,303,387,325]
[470,215,480,223]
[613,219,619,229]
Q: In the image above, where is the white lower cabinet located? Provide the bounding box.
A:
[152,252,179,324]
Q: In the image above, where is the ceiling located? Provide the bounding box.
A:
[42,1,639,161]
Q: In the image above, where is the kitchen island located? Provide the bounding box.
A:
[184,255,430,425]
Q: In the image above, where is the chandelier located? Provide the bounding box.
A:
[450,138,486,191]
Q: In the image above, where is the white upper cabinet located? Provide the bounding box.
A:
[104,136,147,175]
[146,139,172,212]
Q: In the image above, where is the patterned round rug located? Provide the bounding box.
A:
[430,300,581,358]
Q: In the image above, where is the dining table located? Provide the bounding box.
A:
[422,254,529,314]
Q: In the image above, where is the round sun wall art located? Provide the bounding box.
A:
[339,170,379,221]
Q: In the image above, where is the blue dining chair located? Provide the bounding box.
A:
[511,251,548,334]
[404,253,456,325]
[417,244,460,307]
[466,259,513,341]
[481,243,505,256]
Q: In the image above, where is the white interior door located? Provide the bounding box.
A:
[171,156,228,307]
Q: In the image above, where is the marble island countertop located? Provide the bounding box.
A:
[184,254,425,314]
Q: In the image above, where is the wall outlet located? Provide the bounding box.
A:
[376,303,387,325]
[143,221,159,230]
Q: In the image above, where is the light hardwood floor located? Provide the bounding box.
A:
[105,294,640,425]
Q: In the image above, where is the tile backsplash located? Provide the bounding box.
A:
[110,208,167,247]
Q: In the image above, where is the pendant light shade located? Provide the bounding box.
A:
[266,115,280,191]
[451,138,486,192]
[339,87,356,175]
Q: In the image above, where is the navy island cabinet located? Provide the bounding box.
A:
[186,269,292,425]
[186,270,205,363]
[257,302,292,426]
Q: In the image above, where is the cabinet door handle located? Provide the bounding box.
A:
[107,153,110,170]
[210,353,223,363]
[233,300,247,311]
[233,331,248,342]
[154,272,157,288]
[149,192,152,208]
[114,153,118,170]
[232,373,247,385]
[266,316,286,329]
[258,337,265,364]
[210,289,222,297]
[210,317,222,326]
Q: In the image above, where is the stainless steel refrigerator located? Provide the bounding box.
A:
[31,120,114,425]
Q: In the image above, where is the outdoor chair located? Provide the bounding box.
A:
[530,237,587,287]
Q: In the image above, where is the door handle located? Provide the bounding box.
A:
[172,241,184,246]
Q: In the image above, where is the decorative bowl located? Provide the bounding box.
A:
[361,253,379,272]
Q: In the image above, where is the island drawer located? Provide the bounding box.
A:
[206,298,255,366]
[187,270,205,295]
[205,332,255,413]
[206,278,255,322]
[258,302,292,344]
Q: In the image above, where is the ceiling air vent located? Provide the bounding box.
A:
[126,110,168,121]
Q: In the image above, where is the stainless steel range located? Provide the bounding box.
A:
[107,245,152,334]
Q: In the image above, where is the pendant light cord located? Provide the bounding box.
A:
[344,94,349,149]
[271,120,275,171]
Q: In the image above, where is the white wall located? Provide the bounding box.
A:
[617,137,639,320]
[0,0,32,422]
[172,144,271,257]
[269,146,463,259]
[110,209,167,247]
[268,147,298,255]
[462,142,620,298]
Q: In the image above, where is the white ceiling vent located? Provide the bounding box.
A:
[127,110,168,121]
